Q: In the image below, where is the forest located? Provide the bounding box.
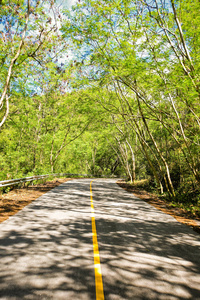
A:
[0,0,200,206]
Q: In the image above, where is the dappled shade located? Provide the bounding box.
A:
[0,179,200,299]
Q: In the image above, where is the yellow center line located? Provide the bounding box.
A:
[90,180,105,300]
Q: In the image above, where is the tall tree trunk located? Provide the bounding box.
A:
[136,95,175,197]
[115,81,164,193]
[0,0,30,128]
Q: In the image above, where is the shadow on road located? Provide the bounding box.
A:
[93,181,200,300]
[0,179,199,300]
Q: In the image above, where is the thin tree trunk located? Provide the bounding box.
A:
[126,140,136,183]
[0,0,30,127]
[114,80,164,193]
[136,94,175,197]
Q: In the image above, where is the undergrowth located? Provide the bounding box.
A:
[127,179,200,220]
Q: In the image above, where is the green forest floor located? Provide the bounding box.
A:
[117,180,200,234]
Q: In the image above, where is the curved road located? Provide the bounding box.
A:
[0,178,200,299]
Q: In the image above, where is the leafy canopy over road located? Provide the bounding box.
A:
[0,0,200,205]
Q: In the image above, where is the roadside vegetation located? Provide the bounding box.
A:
[119,179,200,221]
[0,0,200,218]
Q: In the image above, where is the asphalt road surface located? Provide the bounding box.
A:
[0,178,200,300]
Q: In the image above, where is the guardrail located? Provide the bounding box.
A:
[0,172,120,189]
[0,173,92,188]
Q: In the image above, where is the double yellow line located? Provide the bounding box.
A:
[90,180,105,300]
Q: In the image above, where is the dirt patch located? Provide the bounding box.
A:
[117,180,200,234]
[1,178,200,234]
[0,178,71,224]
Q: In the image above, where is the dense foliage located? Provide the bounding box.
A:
[0,0,200,204]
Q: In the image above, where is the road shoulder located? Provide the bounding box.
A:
[0,178,71,223]
[117,180,200,234]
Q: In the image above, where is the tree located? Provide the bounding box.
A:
[61,0,200,196]
[0,0,65,128]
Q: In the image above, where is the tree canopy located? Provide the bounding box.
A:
[0,0,200,202]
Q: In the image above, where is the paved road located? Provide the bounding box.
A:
[0,179,200,300]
